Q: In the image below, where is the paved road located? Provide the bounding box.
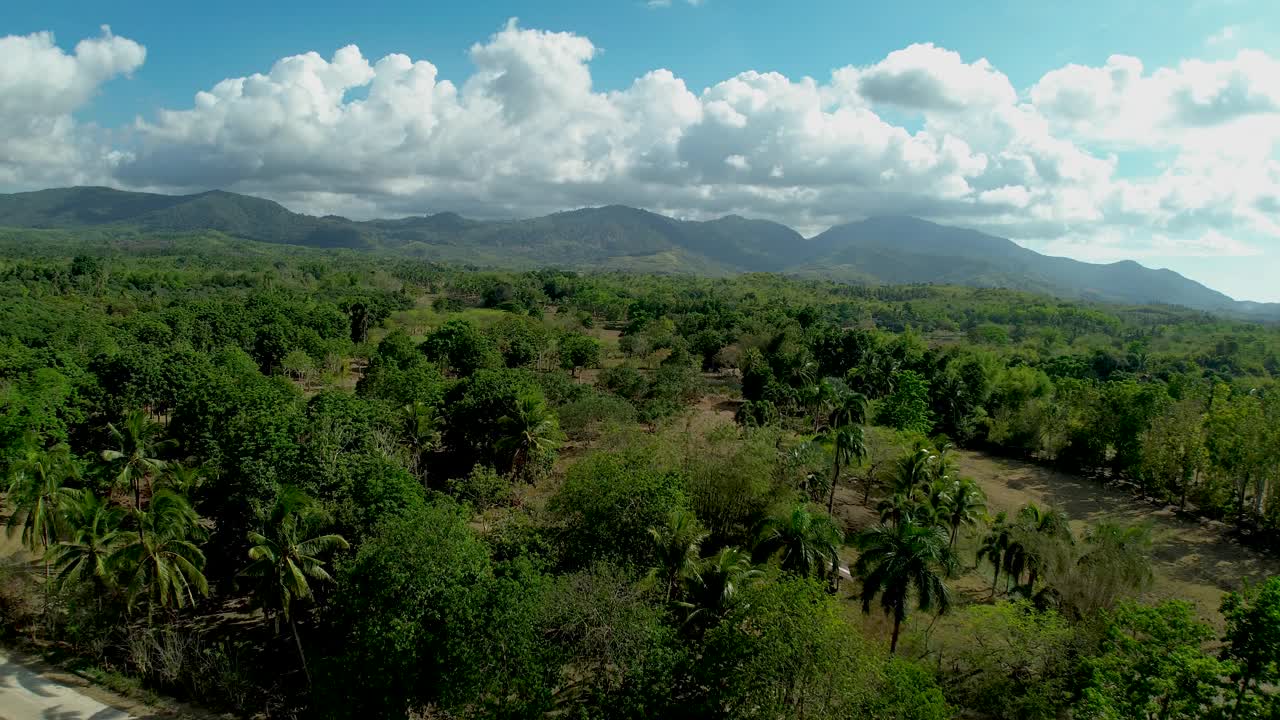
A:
[0,650,133,720]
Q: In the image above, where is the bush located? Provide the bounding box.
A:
[558,393,637,439]
[447,464,513,512]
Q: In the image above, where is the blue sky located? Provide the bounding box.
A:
[4,0,1280,300]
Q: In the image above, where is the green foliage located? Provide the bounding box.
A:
[1079,601,1225,720]
[421,319,501,377]
[559,332,602,375]
[551,450,689,568]
[698,577,949,719]
[321,500,491,718]
[1219,576,1280,716]
[446,464,512,512]
[876,369,934,434]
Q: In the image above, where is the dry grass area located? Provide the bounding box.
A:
[952,449,1280,624]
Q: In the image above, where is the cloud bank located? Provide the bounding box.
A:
[2,20,1278,263]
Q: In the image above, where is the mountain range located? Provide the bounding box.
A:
[1,186,1275,320]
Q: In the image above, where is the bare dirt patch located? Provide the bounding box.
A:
[953,449,1280,623]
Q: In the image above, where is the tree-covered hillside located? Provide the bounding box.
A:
[3,187,1276,319]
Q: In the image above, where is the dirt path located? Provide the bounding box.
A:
[954,450,1280,622]
[0,648,152,720]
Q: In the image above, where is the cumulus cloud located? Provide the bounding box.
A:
[0,26,145,189]
[838,43,1016,111]
[5,19,1279,269]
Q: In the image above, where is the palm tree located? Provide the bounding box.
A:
[854,520,954,654]
[49,491,128,597]
[753,505,843,580]
[829,390,869,429]
[677,547,762,632]
[240,486,349,687]
[1009,503,1072,591]
[648,508,708,603]
[893,446,935,498]
[496,393,563,481]
[110,488,209,616]
[818,425,867,515]
[6,444,79,558]
[159,462,204,497]
[101,409,176,513]
[6,444,80,610]
[876,492,919,529]
[977,512,1012,597]
[944,478,987,549]
[400,400,441,476]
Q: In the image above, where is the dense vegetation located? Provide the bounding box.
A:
[1,233,1279,718]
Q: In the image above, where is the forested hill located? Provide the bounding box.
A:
[3,186,1275,320]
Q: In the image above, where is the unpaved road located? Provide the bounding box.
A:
[0,649,134,720]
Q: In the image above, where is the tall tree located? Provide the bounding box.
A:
[818,424,867,515]
[943,477,986,549]
[647,507,708,603]
[6,444,78,559]
[752,505,843,581]
[101,409,175,513]
[110,488,209,616]
[1219,576,1280,719]
[495,393,563,482]
[50,490,127,596]
[6,443,80,611]
[854,519,954,654]
[677,547,763,632]
[240,487,349,687]
[977,512,1012,597]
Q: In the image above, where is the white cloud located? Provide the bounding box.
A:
[4,20,1279,271]
[0,26,145,189]
[837,43,1017,111]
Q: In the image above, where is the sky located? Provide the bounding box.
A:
[3,0,1280,301]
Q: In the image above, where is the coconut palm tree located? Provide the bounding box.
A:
[6,444,79,558]
[677,547,762,632]
[6,444,80,611]
[818,425,867,515]
[647,508,708,603]
[101,409,175,512]
[876,492,919,529]
[977,512,1012,597]
[110,488,208,616]
[752,505,843,580]
[1008,503,1073,591]
[49,490,128,596]
[496,393,563,482]
[854,519,954,654]
[944,478,987,549]
[240,486,348,687]
[400,400,441,476]
[829,389,869,430]
[893,446,936,498]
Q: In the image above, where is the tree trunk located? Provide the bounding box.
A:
[990,561,1000,598]
[827,456,840,515]
[889,615,902,655]
[949,523,959,550]
[291,617,312,688]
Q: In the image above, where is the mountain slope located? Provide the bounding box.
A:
[802,216,1250,313]
[0,186,1274,319]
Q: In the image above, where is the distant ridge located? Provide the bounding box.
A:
[1,186,1275,320]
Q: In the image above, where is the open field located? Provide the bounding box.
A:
[953,450,1280,624]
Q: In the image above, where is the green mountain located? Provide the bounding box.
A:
[1,186,1274,319]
